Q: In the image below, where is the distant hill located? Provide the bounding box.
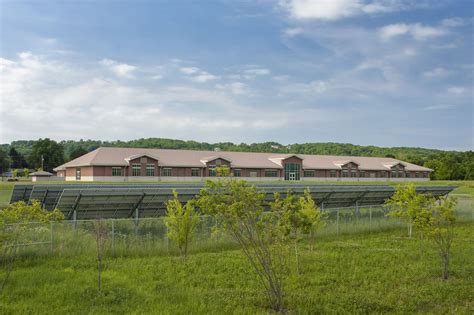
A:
[0,138,472,180]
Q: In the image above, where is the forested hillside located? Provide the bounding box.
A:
[0,138,472,180]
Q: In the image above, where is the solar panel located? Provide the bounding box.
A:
[9,184,34,204]
[51,184,456,220]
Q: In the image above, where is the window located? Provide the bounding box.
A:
[75,167,81,180]
[415,172,419,178]
[330,170,337,177]
[191,168,200,177]
[265,170,278,177]
[284,163,301,180]
[423,172,428,178]
[359,171,365,178]
[233,169,241,177]
[351,170,357,178]
[215,159,222,166]
[342,170,349,177]
[132,164,141,176]
[391,171,396,178]
[146,164,155,176]
[380,171,387,177]
[398,171,404,178]
[304,170,315,177]
[162,168,172,176]
[112,167,122,176]
[405,172,410,178]
[208,166,216,177]
[249,171,257,177]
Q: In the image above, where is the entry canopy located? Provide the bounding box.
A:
[9,183,455,220]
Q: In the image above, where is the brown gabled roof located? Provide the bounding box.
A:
[54,147,433,172]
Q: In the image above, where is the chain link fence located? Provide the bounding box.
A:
[3,197,473,259]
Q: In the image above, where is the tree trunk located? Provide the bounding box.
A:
[294,239,300,275]
[443,253,449,280]
[98,259,101,291]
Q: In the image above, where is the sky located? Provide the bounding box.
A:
[0,0,472,150]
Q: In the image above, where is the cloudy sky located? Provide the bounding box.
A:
[0,0,472,150]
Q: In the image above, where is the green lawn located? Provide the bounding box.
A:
[1,222,472,314]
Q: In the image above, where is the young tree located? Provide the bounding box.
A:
[271,189,324,274]
[197,179,286,312]
[92,219,108,291]
[23,168,30,178]
[385,184,433,238]
[216,165,230,177]
[0,201,64,293]
[164,190,199,258]
[424,197,457,280]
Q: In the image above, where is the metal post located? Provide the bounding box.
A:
[50,221,54,254]
[369,205,372,227]
[165,224,169,252]
[111,219,115,254]
[134,208,139,236]
[336,208,340,235]
[72,210,77,231]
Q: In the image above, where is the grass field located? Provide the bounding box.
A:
[0,222,472,314]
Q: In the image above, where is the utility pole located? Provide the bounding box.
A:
[41,154,44,170]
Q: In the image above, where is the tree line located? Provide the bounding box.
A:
[0,138,472,179]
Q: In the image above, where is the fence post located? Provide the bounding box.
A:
[369,205,372,227]
[165,223,169,252]
[336,208,340,235]
[72,210,77,231]
[50,221,54,255]
[111,219,115,254]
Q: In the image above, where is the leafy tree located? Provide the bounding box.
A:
[216,165,230,177]
[385,184,434,238]
[68,147,89,161]
[197,179,286,312]
[0,150,10,176]
[271,189,324,274]
[23,168,30,178]
[8,147,28,169]
[28,138,65,172]
[164,191,199,258]
[0,201,63,293]
[12,169,18,178]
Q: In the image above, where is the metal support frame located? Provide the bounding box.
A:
[128,193,146,218]
[67,192,82,220]
[41,189,49,209]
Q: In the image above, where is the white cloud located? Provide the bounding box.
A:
[379,23,447,41]
[280,0,406,21]
[447,86,465,94]
[100,58,137,78]
[190,72,219,83]
[282,80,328,94]
[423,104,456,111]
[179,67,200,74]
[441,17,464,27]
[244,68,270,76]
[283,27,304,37]
[216,82,252,96]
[423,67,450,78]
[179,66,219,83]
[0,52,296,142]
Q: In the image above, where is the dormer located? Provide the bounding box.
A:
[125,153,160,165]
[382,161,406,170]
[333,160,360,169]
[268,154,303,167]
[200,156,232,167]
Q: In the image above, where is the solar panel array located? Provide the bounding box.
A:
[9,183,455,220]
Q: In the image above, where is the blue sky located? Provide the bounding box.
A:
[0,0,472,150]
